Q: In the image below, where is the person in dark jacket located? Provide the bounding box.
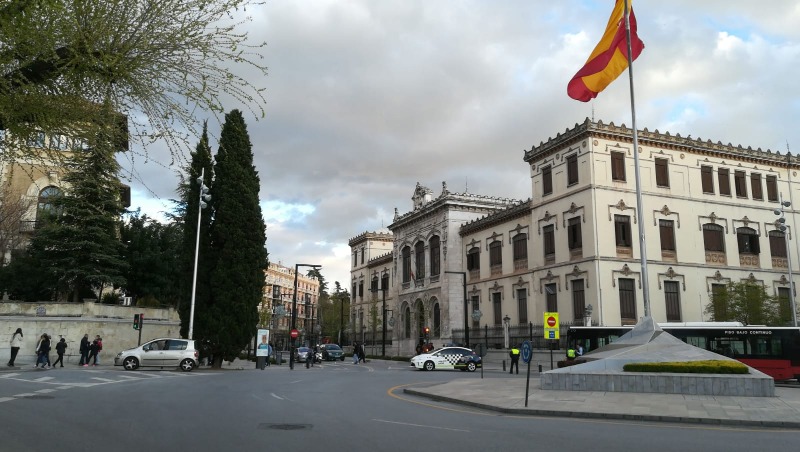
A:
[35,334,51,369]
[53,337,67,368]
[87,339,100,366]
[79,334,90,366]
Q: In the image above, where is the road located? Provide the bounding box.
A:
[1,359,798,452]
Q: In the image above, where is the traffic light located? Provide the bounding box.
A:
[423,327,430,339]
[133,313,143,330]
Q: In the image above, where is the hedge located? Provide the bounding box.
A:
[622,360,749,374]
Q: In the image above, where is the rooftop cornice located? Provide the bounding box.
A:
[460,199,533,236]
[348,231,394,246]
[389,191,520,230]
[523,118,798,167]
[367,252,393,266]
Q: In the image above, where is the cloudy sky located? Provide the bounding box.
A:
[118,0,800,290]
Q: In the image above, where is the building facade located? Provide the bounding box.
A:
[351,119,799,356]
[261,262,320,349]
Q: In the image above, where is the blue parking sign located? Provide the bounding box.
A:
[521,340,532,363]
[548,330,555,339]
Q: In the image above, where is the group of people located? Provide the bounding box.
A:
[352,341,366,364]
[6,328,104,368]
[507,342,585,374]
[414,340,434,355]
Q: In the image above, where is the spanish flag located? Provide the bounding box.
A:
[567,0,644,102]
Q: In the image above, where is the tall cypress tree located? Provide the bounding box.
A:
[199,110,267,366]
[177,122,214,337]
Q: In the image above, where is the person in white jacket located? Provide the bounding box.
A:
[8,328,23,367]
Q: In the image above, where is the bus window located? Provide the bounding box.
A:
[683,335,707,350]
[748,337,782,358]
[710,338,745,357]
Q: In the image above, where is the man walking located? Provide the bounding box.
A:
[53,337,68,368]
[79,334,90,366]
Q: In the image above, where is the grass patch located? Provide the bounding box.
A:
[623,360,749,374]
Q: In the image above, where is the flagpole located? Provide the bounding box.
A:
[623,0,651,318]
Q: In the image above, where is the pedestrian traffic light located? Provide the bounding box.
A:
[133,313,141,330]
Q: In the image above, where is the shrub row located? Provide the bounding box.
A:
[622,360,749,374]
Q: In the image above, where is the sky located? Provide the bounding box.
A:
[117,0,800,291]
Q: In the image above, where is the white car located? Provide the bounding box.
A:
[410,347,477,371]
[114,338,199,372]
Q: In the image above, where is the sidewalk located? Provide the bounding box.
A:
[404,376,800,429]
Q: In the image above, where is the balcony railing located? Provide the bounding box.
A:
[705,251,726,265]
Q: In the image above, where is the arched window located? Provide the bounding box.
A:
[416,299,425,339]
[736,227,760,255]
[414,241,425,280]
[429,236,440,276]
[702,224,725,252]
[36,186,62,221]
[404,306,411,339]
[402,246,411,282]
[467,247,480,270]
[433,303,440,337]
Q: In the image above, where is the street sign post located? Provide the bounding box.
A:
[290,329,299,339]
[544,312,559,370]
[522,340,532,407]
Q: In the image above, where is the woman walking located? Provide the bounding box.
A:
[7,328,22,367]
[35,334,51,369]
[52,337,67,368]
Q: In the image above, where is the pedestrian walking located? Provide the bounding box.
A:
[53,337,67,368]
[87,338,100,366]
[94,335,103,365]
[357,342,366,363]
[35,334,51,369]
[8,328,23,367]
[79,334,90,366]
[352,342,359,364]
[509,345,520,374]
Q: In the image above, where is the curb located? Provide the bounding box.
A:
[403,388,800,429]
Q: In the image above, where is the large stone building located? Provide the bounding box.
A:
[351,119,798,355]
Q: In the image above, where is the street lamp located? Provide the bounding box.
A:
[188,168,211,340]
[774,196,798,327]
[289,263,321,370]
[444,271,468,347]
[502,314,511,349]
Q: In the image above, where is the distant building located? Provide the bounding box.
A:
[262,262,320,348]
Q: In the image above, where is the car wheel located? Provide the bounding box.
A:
[180,359,195,372]
[122,356,139,371]
[340,356,345,361]
[424,361,435,371]
[466,361,477,372]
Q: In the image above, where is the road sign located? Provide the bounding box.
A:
[521,340,532,363]
[290,329,299,338]
[543,312,560,340]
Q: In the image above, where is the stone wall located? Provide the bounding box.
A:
[1,301,180,366]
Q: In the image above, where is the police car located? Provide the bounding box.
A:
[410,347,481,372]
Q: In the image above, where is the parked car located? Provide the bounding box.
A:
[294,346,312,363]
[114,338,199,372]
[410,346,478,372]
[319,344,345,361]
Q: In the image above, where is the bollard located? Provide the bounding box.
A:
[538,363,542,373]
[502,359,506,372]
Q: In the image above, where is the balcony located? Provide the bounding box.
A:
[772,257,788,269]
[705,251,727,265]
[739,253,760,268]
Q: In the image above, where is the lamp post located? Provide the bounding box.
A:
[444,271,468,347]
[774,195,798,327]
[502,314,511,349]
[289,263,321,370]
[472,309,482,353]
[188,168,211,340]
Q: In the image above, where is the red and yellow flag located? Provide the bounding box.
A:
[567,0,644,102]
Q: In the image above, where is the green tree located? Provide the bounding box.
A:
[177,123,214,337]
[0,249,58,302]
[0,0,268,163]
[320,282,351,344]
[705,280,786,326]
[119,210,182,307]
[197,110,267,367]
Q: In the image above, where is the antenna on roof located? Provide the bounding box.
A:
[591,104,595,122]
[465,176,468,193]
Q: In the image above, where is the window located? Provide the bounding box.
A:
[381,273,389,292]
[512,233,527,262]
[664,281,681,322]
[404,306,411,338]
[701,165,714,194]
[467,247,480,271]
[415,242,425,279]
[471,295,480,328]
[358,281,364,299]
[542,165,553,195]
[736,227,760,255]
[710,283,728,321]
[353,252,357,267]
[734,170,747,198]
[655,158,669,187]
[36,186,62,221]
[429,236,440,276]
[766,175,778,202]
[778,287,793,324]
[751,173,763,200]
[614,215,632,247]
[718,168,731,196]
[402,247,411,283]
[433,303,440,337]
[371,276,378,293]
[566,154,579,186]
[769,230,787,258]
[27,131,45,148]
[543,225,555,260]
[618,278,636,321]
[572,279,585,321]
[489,241,502,266]
[361,248,365,264]
[517,288,528,324]
[492,292,502,325]
[567,217,582,251]
[659,220,676,252]
[702,224,725,252]
[545,283,557,312]
[611,151,626,181]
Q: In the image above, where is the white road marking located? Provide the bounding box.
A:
[33,377,55,382]
[35,389,57,394]
[372,419,470,432]
[135,372,162,378]
[271,393,284,400]
[116,375,144,379]
[13,393,37,398]
[91,377,115,382]
[0,373,20,378]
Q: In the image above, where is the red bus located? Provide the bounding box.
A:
[567,325,800,381]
